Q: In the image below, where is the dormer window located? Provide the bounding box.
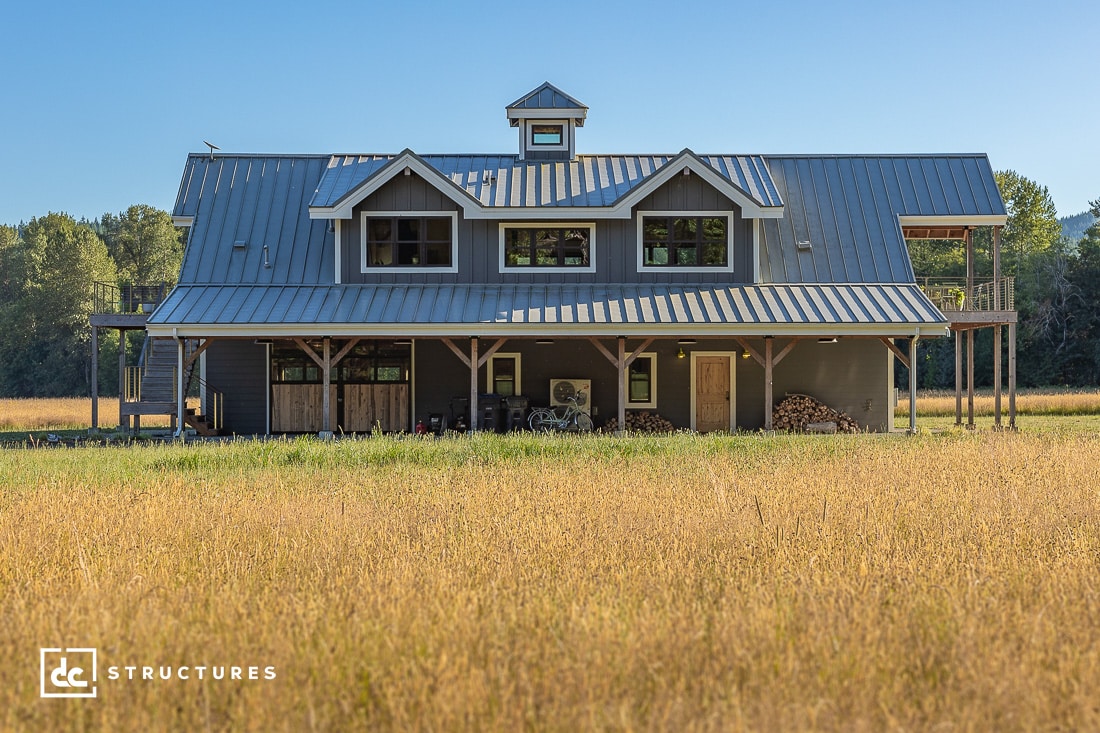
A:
[531,124,563,146]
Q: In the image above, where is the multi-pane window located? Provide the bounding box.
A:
[489,354,520,397]
[503,227,591,268]
[641,216,728,267]
[271,341,410,384]
[626,354,657,408]
[364,215,453,268]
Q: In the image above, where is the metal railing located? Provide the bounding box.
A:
[915,277,1014,312]
[92,281,171,314]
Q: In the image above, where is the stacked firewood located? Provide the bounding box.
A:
[603,411,675,433]
[772,393,861,433]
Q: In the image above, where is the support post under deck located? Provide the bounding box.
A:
[909,335,919,434]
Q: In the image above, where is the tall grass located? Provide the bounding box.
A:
[0,398,190,431]
[1,433,1098,731]
[898,388,1100,417]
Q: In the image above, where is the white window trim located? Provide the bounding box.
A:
[624,352,657,409]
[360,210,459,274]
[487,352,522,396]
[636,211,736,274]
[525,118,570,152]
[498,223,596,274]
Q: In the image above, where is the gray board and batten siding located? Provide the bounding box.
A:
[342,171,755,286]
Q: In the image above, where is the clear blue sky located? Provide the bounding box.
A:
[2,0,1097,226]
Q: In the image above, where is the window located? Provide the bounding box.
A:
[360,211,458,272]
[625,353,657,408]
[499,224,595,272]
[487,353,521,397]
[271,341,410,385]
[638,213,731,270]
[531,124,563,146]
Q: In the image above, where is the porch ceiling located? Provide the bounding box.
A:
[146,283,948,338]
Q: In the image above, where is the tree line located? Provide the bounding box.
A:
[0,175,1098,399]
[0,206,183,397]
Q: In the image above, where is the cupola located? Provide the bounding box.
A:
[506,82,588,161]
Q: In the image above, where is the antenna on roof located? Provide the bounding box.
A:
[203,140,220,160]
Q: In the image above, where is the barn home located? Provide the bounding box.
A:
[90,83,1017,435]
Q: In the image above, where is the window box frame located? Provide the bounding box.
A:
[636,211,735,274]
[360,210,459,274]
[498,222,596,273]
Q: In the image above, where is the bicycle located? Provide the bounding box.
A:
[528,391,594,432]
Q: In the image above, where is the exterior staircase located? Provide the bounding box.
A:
[127,337,222,436]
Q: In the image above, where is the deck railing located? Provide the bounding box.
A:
[92,281,171,314]
[915,277,1015,313]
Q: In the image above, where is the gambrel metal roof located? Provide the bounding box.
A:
[147,283,946,337]
[759,155,1006,284]
[307,151,784,213]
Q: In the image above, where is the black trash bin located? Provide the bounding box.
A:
[478,394,504,432]
[504,395,529,431]
[449,397,469,432]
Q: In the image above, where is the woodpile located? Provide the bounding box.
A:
[603,410,675,433]
[772,393,861,433]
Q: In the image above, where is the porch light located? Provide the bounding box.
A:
[677,347,686,359]
[678,339,696,345]
[741,349,751,359]
[818,337,838,344]
[536,339,554,345]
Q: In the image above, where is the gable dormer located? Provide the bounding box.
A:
[506,82,587,161]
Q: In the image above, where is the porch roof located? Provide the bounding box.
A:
[146,283,948,338]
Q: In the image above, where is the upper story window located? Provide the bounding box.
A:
[531,124,563,146]
[361,211,458,273]
[638,212,732,272]
[499,224,595,273]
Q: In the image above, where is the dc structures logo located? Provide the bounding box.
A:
[40,648,97,698]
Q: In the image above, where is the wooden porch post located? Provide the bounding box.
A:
[91,326,99,430]
[617,337,626,433]
[764,337,774,432]
[320,337,332,437]
[1008,322,1017,429]
[909,335,919,434]
[966,328,975,428]
[119,332,128,431]
[993,325,1003,428]
[469,337,479,432]
[954,328,962,426]
[993,225,1002,311]
[175,337,186,438]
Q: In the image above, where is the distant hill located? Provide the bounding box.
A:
[1060,211,1097,244]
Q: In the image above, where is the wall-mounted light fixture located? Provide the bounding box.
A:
[741,349,751,359]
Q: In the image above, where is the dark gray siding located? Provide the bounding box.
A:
[344,172,754,287]
[734,338,893,431]
[413,337,892,432]
[205,340,269,435]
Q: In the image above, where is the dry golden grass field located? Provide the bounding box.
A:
[2,430,1099,732]
[0,398,180,432]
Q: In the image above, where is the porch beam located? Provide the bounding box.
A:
[293,338,326,369]
[764,337,774,432]
[879,336,910,369]
[625,338,654,368]
[441,338,471,368]
[469,337,479,432]
[587,337,620,367]
[320,337,332,437]
[955,329,962,426]
[1008,322,1017,429]
[91,326,99,430]
[734,338,765,368]
[476,338,508,369]
[967,328,975,427]
[908,335,919,434]
[772,338,799,367]
[617,337,626,433]
[993,324,1003,428]
[174,337,186,438]
[331,337,362,367]
[185,338,214,371]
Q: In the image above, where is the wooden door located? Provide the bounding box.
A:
[696,356,730,432]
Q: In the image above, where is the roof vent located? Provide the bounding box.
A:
[797,240,813,251]
[233,240,247,249]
